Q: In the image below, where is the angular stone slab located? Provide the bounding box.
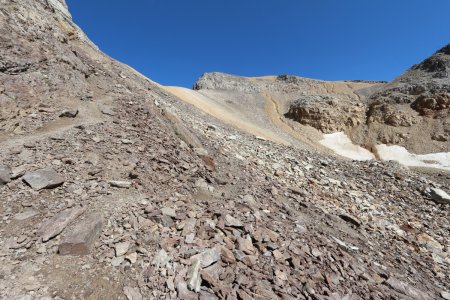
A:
[39,206,86,242]
[59,109,78,118]
[109,180,132,188]
[430,188,450,205]
[14,210,39,221]
[59,213,103,255]
[22,168,64,190]
[0,165,12,185]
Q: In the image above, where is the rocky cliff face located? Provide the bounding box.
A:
[363,44,450,148]
[285,95,366,133]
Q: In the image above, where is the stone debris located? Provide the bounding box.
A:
[123,286,143,300]
[39,206,86,242]
[193,247,221,268]
[385,277,432,300]
[59,109,79,118]
[22,168,64,190]
[114,241,130,257]
[111,256,125,267]
[125,252,137,264]
[0,165,12,185]
[224,214,243,227]
[108,180,132,188]
[14,210,39,221]
[429,187,450,204]
[187,258,202,292]
[58,213,103,255]
[152,249,171,268]
[100,106,116,116]
[161,207,177,218]
[442,291,450,300]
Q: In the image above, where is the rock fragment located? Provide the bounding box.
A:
[22,168,64,190]
[224,214,243,227]
[152,249,170,268]
[187,258,202,292]
[193,247,221,268]
[429,188,450,204]
[125,252,138,264]
[109,180,132,188]
[385,277,432,300]
[0,165,12,185]
[39,206,86,242]
[14,210,39,221]
[220,246,236,264]
[339,214,361,227]
[123,286,143,300]
[161,207,177,218]
[101,106,116,116]
[59,109,78,118]
[58,213,103,255]
[441,291,450,300]
[111,256,125,267]
[237,237,255,254]
[115,241,130,257]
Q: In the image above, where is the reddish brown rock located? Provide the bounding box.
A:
[59,213,103,255]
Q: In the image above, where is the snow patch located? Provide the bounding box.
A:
[376,144,450,171]
[320,132,375,161]
[321,132,450,170]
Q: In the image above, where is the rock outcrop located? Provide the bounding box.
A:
[363,44,450,151]
[285,95,365,133]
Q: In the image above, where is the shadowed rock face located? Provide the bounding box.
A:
[362,43,450,151]
[285,95,365,133]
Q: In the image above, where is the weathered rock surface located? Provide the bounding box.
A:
[39,206,86,242]
[285,94,365,132]
[59,213,103,255]
[0,165,11,185]
[429,187,450,204]
[22,168,64,190]
[363,44,450,151]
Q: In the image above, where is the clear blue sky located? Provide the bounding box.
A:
[67,0,450,87]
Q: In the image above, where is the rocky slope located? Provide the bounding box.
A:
[0,1,449,300]
[192,45,450,155]
[362,44,450,152]
[192,72,381,138]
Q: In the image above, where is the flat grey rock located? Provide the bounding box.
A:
[161,207,177,218]
[14,210,39,221]
[22,168,64,190]
[111,256,125,267]
[191,247,221,268]
[39,206,86,242]
[123,286,143,300]
[109,180,132,188]
[114,241,130,257]
[0,165,11,185]
[430,188,450,204]
[224,214,243,227]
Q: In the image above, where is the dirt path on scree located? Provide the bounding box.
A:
[162,86,291,145]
